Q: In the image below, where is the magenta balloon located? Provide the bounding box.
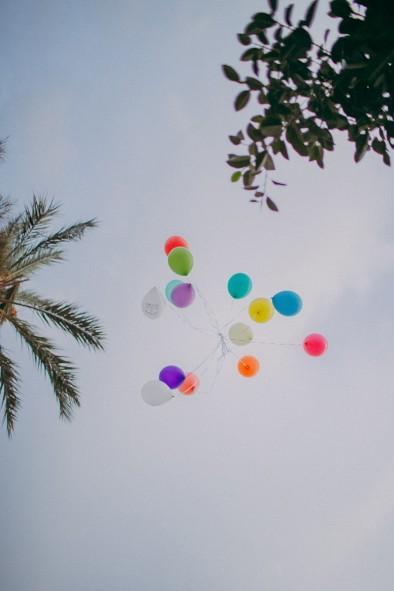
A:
[159,365,185,389]
[171,283,195,308]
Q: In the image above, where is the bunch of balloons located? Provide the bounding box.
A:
[141,235,328,406]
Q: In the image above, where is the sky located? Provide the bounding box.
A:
[0,1,393,590]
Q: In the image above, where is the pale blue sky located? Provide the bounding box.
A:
[1,1,394,590]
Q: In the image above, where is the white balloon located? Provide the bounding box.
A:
[228,322,253,346]
[141,380,174,406]
[142,287,165,319]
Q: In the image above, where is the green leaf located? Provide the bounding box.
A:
[383,151,391,166]
[329,0,351,18]
[243,171,255,187]
[286,125,308,156]
[237,33,252,46]
[222,65,240,82]
[247,124,263,141]
[266,197,279,211]
[252,12,276,28]
[241,48,260,62]
[231,171,242,182]
[229,135,241,145]
[268,0,278,14]
[261,124,282,138]
[255,150,267,170]
[278,141,289,160]
[304,0,319,27]
[245,76,263,90]
[284,4,294,26]
[354,134,369,162]
[285,27,312,56]
[371,138,385,155]
[227,155,251,168]
[263,153,275,170]
[234,91,251,111]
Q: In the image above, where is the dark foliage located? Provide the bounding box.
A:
[223,0,394,209]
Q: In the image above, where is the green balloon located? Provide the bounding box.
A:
[168,247,193,276]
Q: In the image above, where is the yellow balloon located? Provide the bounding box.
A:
[249,298,275,323]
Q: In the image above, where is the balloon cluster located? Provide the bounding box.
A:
[226,273,327,377]
[141,236,328,406]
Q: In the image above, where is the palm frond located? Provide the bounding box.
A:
[0,283,20,322]
[0,347,21,436]
[0,195,12,221]
[6,195,60,254]
[7,249,64,280]
[9,219,97,274]
[7,315,80,420]
[14,290,105,350]
[0,138,6,160]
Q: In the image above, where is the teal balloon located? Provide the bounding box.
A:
[227,273,252,299]
[165,280,183,302]
[272,290,303,316]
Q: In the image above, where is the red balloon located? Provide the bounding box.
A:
[303,333,328,357]
[164,235,189,256]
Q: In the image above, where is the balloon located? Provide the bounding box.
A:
[142,287,165,320]
[165,279,183,302]
[227,273,252,299]
[249,298,275,323]
[179,372,199,395]
[164,235,189,256]
[272,290,303,316]
[168,247,193,276]
[171,283,195,308]
[141,380,174,406]
[303,333,328,357]
[228,322,253,346]
[159,365,185,389]
[238,355,260,378]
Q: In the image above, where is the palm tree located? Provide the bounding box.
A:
[0,194,105,436]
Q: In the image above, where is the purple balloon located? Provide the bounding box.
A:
[159,365,185,389]
[171,283,195,308]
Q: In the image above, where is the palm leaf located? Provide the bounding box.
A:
[7,315,80,420]
[0,347,21,436]
[7,195,60,252]
[0,139,6,161]
[9,219,97,274]
[7,249,64,280]
[0,195,12,221]
[14,290,105,350]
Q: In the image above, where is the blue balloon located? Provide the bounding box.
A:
[227,273,252,299]
[165,279,183,302]
[272,291,303,316]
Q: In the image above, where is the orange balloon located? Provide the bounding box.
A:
[237,355,260,378]
[164,235,189,256]
[179,372,199,395]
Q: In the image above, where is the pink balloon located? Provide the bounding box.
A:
[303,333,328,357]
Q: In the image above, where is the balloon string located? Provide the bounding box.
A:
[167,303,216,336]
[191,341,221,375]
[194,285,221,332]
[220,305,248,330]
[254,340,301,346]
